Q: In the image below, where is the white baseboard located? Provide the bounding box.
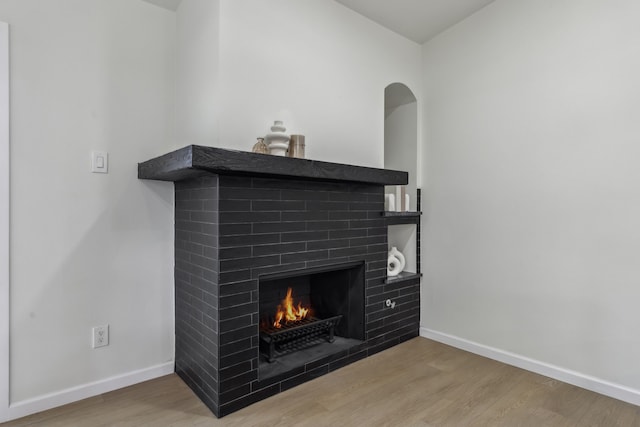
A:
[7,361,174,422]
[420,327,640,407]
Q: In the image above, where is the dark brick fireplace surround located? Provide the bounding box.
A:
[139,146,420,417]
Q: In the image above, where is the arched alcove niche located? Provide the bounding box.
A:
[384,82,419,275]
[384,83,417,201]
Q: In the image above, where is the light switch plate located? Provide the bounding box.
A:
[91,151,108,173]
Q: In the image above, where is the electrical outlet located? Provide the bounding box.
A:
[92,325,109,348]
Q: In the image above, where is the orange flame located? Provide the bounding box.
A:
[273,288,309,328]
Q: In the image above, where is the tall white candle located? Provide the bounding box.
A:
[386,193,395,212]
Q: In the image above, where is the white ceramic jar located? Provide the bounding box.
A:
[388,247,405,272]
[264,120,290,156]
[387,254,402,277]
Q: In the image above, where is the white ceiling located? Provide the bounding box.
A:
[141,0,495,44]
[334,0,495,44]
[142,0,182,12]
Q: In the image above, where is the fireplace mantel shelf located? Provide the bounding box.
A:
[138,145,408,185]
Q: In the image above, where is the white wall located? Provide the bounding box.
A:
[0,0,176,410]
[422,0,640,398]
[216,0,421,167]
[175,0,220,147]
[0,20,9,423]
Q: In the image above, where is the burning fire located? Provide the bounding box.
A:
[273,288,309,328]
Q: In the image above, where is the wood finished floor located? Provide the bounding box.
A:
[3,338,639,426]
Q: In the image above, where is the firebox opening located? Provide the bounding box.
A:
[258,261,365,380]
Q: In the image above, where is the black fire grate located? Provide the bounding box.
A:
[260,315,342,363]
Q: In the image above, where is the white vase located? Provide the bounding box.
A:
[389,247,405,272]
[387,254,402,277]
[264,120,290,156]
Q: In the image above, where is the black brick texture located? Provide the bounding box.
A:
[173,174,420,418]
[174,175,221,416]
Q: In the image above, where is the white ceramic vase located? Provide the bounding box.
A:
[387,254,402,277]
[264,120,290,156]
[388,247,405,272]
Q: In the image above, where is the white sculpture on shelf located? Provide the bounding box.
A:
[387,246,406,277]
[264,120,290,156]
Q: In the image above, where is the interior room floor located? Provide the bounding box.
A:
[2,337,638,426]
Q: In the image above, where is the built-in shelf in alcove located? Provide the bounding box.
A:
[385,271,422,285]
[382,189,422,283]
[384,82,420,288]
[382,211,421,223]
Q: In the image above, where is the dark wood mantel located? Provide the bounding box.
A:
[138,145,408,185]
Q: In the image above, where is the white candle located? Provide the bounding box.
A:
[385,193,395,212]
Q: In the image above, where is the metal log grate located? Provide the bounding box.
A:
[260,315,342,363]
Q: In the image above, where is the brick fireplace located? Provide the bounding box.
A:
[139,146,420,417]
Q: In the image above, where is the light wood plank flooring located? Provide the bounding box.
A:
[2,338,639,426]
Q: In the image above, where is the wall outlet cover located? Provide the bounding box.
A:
[92,325,109,348]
